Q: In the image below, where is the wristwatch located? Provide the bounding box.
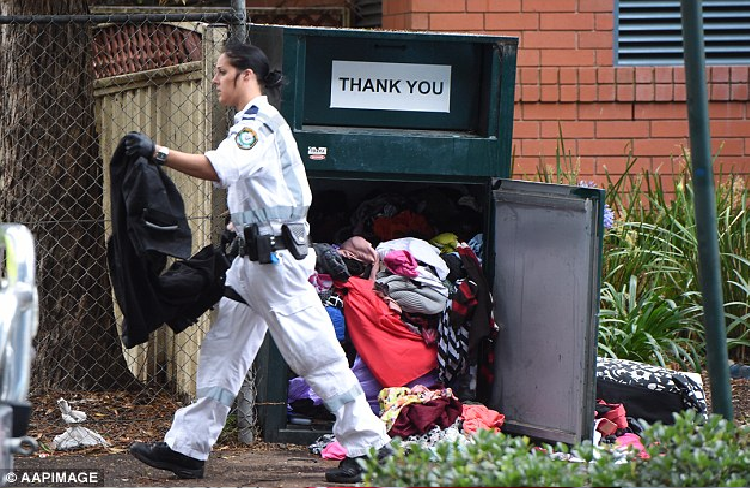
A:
[154,145,170,166]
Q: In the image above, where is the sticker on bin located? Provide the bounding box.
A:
[307,146,327,160]
[330,60,451,113]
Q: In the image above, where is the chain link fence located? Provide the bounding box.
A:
[0,10,267,450]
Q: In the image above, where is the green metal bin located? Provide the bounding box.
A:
[248,24,603,446]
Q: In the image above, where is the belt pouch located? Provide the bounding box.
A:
[281,223,308,260]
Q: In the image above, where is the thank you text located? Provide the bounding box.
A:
[330,60,451,113]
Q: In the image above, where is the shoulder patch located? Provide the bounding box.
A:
[236,127,258,150]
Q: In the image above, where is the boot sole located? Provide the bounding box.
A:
[324,473,362,484]
[130,448,204,479]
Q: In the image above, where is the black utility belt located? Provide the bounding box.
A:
[240,223,309,264]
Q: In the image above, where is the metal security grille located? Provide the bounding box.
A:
[615,0,750,65]
[0,11,262,450]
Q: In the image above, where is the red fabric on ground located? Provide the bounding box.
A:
[338,277,437,387]
[389,396,462,437]
[616,433,650,459]
[460,404,506,434]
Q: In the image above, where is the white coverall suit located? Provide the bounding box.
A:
[164,96,390,460]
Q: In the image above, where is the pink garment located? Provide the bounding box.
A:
[308,272,334,293]
[321,440,348,460]
[616,433,649,459]
[460,404,505,434]
[384,250,419,278]
[340,236,380,280]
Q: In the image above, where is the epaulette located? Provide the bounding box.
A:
[242,105,259,121]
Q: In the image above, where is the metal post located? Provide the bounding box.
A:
[231,0,246,43]
[679,0,733,420]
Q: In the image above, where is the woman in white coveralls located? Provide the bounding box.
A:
[124,40,390,484]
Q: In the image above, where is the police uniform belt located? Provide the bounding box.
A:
[240,223,309,263]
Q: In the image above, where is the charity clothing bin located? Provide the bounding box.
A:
[248,24,604,446]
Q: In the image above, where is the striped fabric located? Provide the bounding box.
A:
[437,305,470,383]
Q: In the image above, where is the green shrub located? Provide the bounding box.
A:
[362,410,750,487]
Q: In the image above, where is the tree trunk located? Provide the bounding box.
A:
[0,0,135,390]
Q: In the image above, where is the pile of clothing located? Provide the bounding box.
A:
[302,234,497,392]
[289,229,500,428]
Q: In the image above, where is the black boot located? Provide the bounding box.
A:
[324,445,392,484]
[130,441,205,479]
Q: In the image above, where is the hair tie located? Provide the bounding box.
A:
[264,69,283,88]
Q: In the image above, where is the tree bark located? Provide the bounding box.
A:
[0,0,135,390]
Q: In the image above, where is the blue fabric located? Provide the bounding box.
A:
[326,305,346,341]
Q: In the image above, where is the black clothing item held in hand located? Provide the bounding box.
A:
[124,131,155,159]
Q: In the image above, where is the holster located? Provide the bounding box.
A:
[281,223,309,260]
[242,224,259,262]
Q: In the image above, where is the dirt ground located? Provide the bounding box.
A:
[7,377,749,488]
[10,388,344,487]
[11,444,340,487]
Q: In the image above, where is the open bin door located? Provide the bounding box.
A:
[489,179,604,444]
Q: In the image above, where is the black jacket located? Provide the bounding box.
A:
[108,139,225,349]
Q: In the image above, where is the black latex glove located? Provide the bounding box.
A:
[124,131,155,159]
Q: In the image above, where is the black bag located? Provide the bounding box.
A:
[158,243,232,331]
[596,357,708,425]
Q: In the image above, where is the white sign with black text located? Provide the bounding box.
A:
[330,60,451,113]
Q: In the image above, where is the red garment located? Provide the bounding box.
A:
[338,277,438,387]
[390,396,462,437]
[372,210,434,242]
[460,404,506,434]
[595,417,618,436]
[596,400,628,429]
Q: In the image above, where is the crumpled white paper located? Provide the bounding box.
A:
[51,398,110,450]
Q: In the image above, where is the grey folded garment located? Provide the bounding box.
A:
[375,273,448,315]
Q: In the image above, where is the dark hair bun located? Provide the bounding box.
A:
[263,69,283,88]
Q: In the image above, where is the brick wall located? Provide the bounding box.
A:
[382,0,750,191]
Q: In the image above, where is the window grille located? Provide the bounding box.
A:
[615,0,750,65]
[353,0,382,28]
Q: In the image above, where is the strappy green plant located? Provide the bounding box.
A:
[598,275,704,370]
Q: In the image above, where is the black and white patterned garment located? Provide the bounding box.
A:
[597,357,708,417]
[437,310,470,383]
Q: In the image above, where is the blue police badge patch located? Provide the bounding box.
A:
[236,127,258,150]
